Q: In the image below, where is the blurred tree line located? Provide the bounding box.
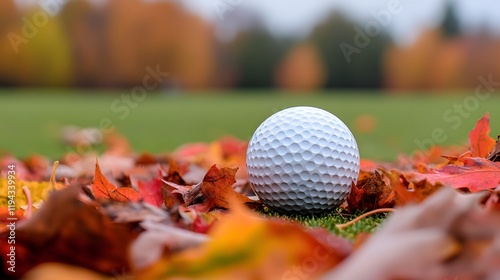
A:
[1,0,499,91]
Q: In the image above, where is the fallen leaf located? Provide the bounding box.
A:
[322,188,466,280]
[199,165,254,211]
[405,157,500,192]
[91,161,140,202]
[131,219,209,270]
[164,159,186,186]
[100,200,170,224]
[469,112,496,158]
[137,201,351,280]
[347,171,394,212]
[0,185,135,277]
[488,135,500,162]
[382,169,443,206]
[137,175,164,207]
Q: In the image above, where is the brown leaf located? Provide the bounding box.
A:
[0,186,135,277]
[487,135,500,162]
[164,158,186,185]
[199,165,254,212]
[347,171,394,212]
[469,112,496,158]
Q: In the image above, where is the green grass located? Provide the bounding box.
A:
[1,89,499,237]
[1,89,499,161]
[262,208,388,240]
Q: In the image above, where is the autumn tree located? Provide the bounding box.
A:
[275,43,325,91]
[0,4,73,87]
[59,0,107,87]
[104,0,215,89]
[0,0,21,86]
[383,29,442,91]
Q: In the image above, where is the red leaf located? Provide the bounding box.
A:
[91,161,140,202]
[469,113,496,158]
[404,157,500,192]
[138,178,164,207]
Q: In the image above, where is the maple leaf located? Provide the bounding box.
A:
[166,181,201,206]
[199,165,255,212]
[405,157,500,192]
[166,165,257,212]
[469,112,496,158]
[160,159,189,209]
[137,178,163,207]
[347,171,394,212]
[164,158,186,186]
[382,169,443,206]
[91,161,140,202]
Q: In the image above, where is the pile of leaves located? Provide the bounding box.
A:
[1,113,500,280]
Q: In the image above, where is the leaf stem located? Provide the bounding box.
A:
[336,208,395,230]
[22,185,32,219]
[48,161,59,190]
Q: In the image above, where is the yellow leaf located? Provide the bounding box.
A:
[0,179,66,210]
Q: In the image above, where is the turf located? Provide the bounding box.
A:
[262,208,388,240]
[1,89,499,161]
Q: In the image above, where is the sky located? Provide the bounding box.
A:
[17,0,500,45]
[182,0,500,45]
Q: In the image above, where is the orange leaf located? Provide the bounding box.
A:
[91,161,140,202]
[165,158,186,185]
[200,165,254,211]
[383,169,442,206]
[469,113,496,158]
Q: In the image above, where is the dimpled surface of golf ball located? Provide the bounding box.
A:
[246,106,360,214]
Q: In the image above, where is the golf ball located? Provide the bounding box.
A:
[246,106,360,214]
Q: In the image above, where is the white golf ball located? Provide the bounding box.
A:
[246,106,360,214]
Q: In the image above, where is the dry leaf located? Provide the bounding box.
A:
[469,113,496,158]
